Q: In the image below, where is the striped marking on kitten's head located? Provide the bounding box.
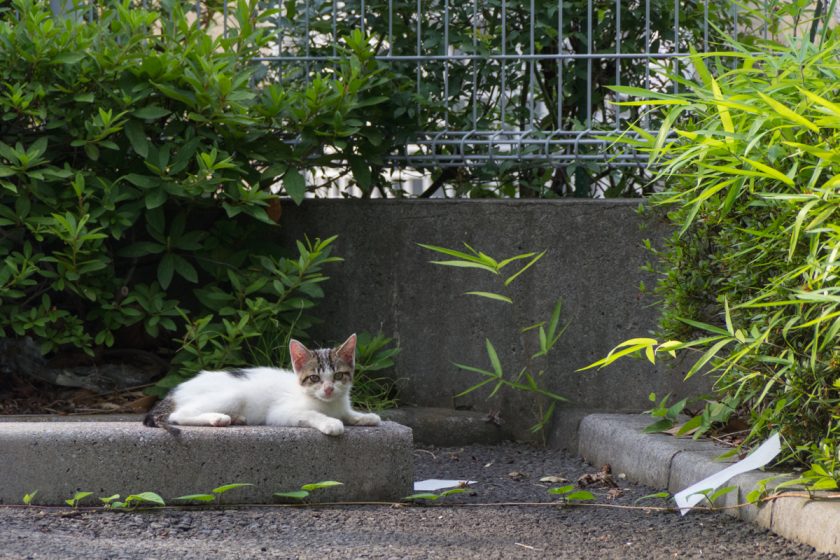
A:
[289,334,356,402]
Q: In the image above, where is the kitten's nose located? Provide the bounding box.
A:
[323,385,334,397]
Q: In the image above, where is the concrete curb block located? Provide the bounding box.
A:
[578,413,840,555]
[381,407,506,446]
[0,421,413,505]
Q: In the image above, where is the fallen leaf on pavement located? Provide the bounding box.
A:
[607,487,625,500]
[539,475,569,484]
[577,464,618,488]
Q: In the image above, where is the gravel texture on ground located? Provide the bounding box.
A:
[0,442,835,560]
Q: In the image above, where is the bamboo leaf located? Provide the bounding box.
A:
[797,87,840,118]
[789,200,819,261]
[684,338,734,380]
[689,47,713,89]
[503,250,545,286]
[430,260,499,273]
[710,76,735,143]
[453,376,496,398]
[644,344,656,364]
[612,99,690,106]
[417,243,491,266]
[497,252,537,269]
[757,91,820,132]
[724,298,734,335]
[485,339,503,377]
[577,339,658,371]
[452,362,497,377]
[607,85,689,101]
[742,157,794,186]
[464,291,513,304]
[676,317,731,336]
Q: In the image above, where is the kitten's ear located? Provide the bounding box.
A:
[289,339,312,373]
[335,333,357,368]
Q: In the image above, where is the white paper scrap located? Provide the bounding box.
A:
[673,432,781,516]
[413,479,476,492]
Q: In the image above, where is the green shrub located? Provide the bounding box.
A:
[350,332,400,411]
[0,0,392,391]
[598,33,840,472]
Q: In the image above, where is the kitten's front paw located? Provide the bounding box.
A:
[317,418,345,436]
[208,413,232,427]
[349,412,381,426]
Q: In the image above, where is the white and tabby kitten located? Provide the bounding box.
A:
[143,334,380,436]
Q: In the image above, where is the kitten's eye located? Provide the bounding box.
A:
[307,375,321,383]
[334,371,348,381]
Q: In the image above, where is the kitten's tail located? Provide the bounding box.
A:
[143,397,181,436]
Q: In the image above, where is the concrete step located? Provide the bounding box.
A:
[381,407,506,446]
[576,413,840,556]
[0,420,413,506]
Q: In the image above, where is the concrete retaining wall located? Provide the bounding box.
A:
[278,200,711,445]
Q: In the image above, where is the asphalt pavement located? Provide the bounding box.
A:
[0,442,834,560]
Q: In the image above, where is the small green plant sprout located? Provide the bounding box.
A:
[107,492,166,511]
[766,463,840,498]
[174,483,255,505]
[744,474,794,505]
[99,495,121,507]
[548,485,595,503]
[65,491,93,508]
[454,336,569,435]
[690,486,737,510]
[273,480,343,502]
[22,490,38,506]
[402,488,469,503]
[634,491,671,505]
[801,465,840,492]
[642,393,688,434]
[418,243,545,304]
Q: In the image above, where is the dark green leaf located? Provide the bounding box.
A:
[145,187,167,209]
[348,156,372,191]
[124,120,149,158]
[158,253,175,289]
[133,106,171,120]
[283,168,306,205]
[125,174,160,189]
[54,52,85,64]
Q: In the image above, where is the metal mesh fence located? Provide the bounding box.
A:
[252,0,835,195]
[246,0,831,166]
[53,0,840,195]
